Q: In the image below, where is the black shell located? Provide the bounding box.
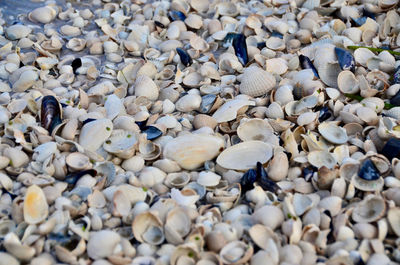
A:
[392,65,400,86]
[381,138,400,161]
[359,159,380,181]
[176,47,192,67]
[299,54,319,79]
[335,47,355,72]
[257,162,280,193]
[41,95,62,134]
[199,94,217,113]
[240,168,257,193]
[232,33,248,66]
[71,58,82,74]
[318,106,332,122]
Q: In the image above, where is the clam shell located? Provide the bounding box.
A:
[219,241,253,265]
[249,224,279,250]
[318,122,348,144]
[79,118,113,152]
[388,208,400,237]
[24,185,49,224]
[237,118,278,145]
[337,70,359,94]
[164,133,224,170]
[132,212,164,245]
[352,195,386,223]
[29,6,57,23]
[239,66,276,97]
[164,207,191,244]
[103,130,138,159]
[133,75,159,101]
[212,99,255,123]
[308,150,337,169]
[66,152,91,171]
[216,141,273,170]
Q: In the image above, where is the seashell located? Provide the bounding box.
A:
[266,37,285,51]
[193,114,217,130]
[165,172,190,188]
[133,75,159,101]
[60,25,81,37]
[267,152,289,181]
[239,66,276,97]
[334,47,355,72]
[354,48,376,67]
[212,99,255,123]
[265,102,284,119]
[352,223,377,239]
[40,95,62,134]
[237,118,277,144]
[388,207,400,237]
[352,195,386,223]
[318,62,341,88]
[274,85,294,106]
[87,230,121,260]
[24,185,49,224]
[36,57,59,70]
[164,207,191,244]
[79,118,113,152]
[6,24,32,40]
[216,2,239,17]
[176,48,192,67]
[249,224,279,251]
[66,38,86,52]
[318,196,342,216]
[164,133,224,170]
[103,130,138,159]
[4,147,29,168]
[12,68,39,92]
[29,6,57,23]
[252,205,284,230]
[4,233,35,261]
[219,241,253,265]
[184,13,203,29]
[0,253,19,265]
[132,212,164,245]
[318,122,348,144]
[217,141,273,171]
[197,171,221,187]
[308,150,337,169]
[337,70,359,94]
[266,58,288,75]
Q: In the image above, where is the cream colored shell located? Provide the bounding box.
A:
[239,66,276,97]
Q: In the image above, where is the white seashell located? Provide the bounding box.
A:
[318,62,341,88]
[60,25,81,37]
[297,112,317,126]
[184,13,203,29]
[36,57,59,70]
[308,150,337,169]
[133,75,159,101]
[354,48,376,66]
[212,99,255,123]
[12,69,39,92]
[217,141,273,170]
[219,241,253,265]
[24,185,49,224]
[274,85,294,106]
[170,188,199,207]
[164,207,191,245]
[79,118,113,151]
[388,208,400,237]
[132,212,164,245]
[197,171,221,186]
[33,142,57,162]
[267,152,289,181]
[87,230,121,260]
[266,58,288,75]
[66,38,86,52]
[252,205,284,230]
[175,93,202,112]
[318,196,342,216]
[352,195,386,223]
[139,167,166,187]
[103,130,138,159]
[237,118,278,144]
[318,122,348,144]
[4,147,29,168]
[29,6,57,23]
[164,133,224,170]
[337,71,359,94]
[240,66,276,97]
[6,24,32,40]
[265,102,284,119]
[266,37,285,51]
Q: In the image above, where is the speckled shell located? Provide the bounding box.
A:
[239,66,276,97]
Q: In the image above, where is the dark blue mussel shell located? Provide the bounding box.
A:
[381,138,400,161]
[41,95,62,134]
[257,162,279,193]
[334,47,355,72]
[318,106,332,122]
[169,10,186,21]
[241,168,257,193]
[71,58,82,74]
[143,126,163,140]
[392,65,400,86]
[199,94,217,113]
[299,54,319,79]
[176,47,192,67]
[223,33,248,65]
[359,159,380,181]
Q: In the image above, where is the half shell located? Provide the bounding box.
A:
[239,66,276,97]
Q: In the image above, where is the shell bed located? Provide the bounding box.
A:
[1,0,400,264]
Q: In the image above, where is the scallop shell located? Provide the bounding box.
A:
[133,75,159,101]
[352,195,386,223]
[163,133,224,170]
[216,141,273,170]
[237,118,278,144]
[239,66,276,97]
[338,70,359,94]
[318,122,348,144]
[23,185,49,224]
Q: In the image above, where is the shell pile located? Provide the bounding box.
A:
[2,0,400,264]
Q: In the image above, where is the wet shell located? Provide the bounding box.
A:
[164,133,224,170]
[23,185,49,224]
[216,141,273,170]
[239,66,276,97]
[318,122,348,144]
[29,6,57,23]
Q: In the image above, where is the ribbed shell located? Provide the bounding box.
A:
[134,75,159,100]
[239,66,276,97]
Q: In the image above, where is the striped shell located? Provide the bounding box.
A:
[239,66,276,97]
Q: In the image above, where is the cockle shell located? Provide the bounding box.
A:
[217,141,273,170]
[239,66,276,97]
[352,195,386,223]
[164,133,224,170]
[133,75,159,101]
[24,185,49,224]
